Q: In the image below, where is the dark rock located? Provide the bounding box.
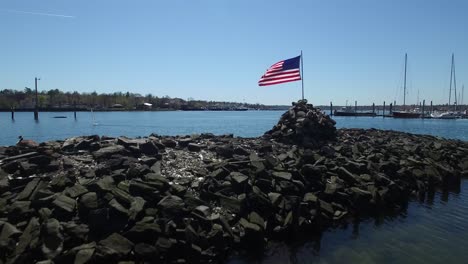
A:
[125,222,162,243]
[53,194,76,216]
[41,218,64,259]
[337,166,359,184]
[218,194,243,214]
[230,172,249,185]
[161,138,177,148]
[129,197,146,222]
[272,171,293,181]
[88,208,110,231]
[74,243,95,264]
[178,138,193,148]
[127,163,151,179]
[134,243,158,260]
[8,201,32,223]
[157,195,185,217]
[14,217,41,256]
[234,146,250,156]
[112,187,134,207]
[216,145,234,158]
[50,174,75,192]
[155,236,174,255]
[109,198,129,218]
[349,187,372,210]
[64,184,89,198]
[187,143,202,152]
[239,218,264,249]
[93,145,126,159]
[29,155,52,166]
[79,192,99,211]
[0,222,22,252]
[129,181,159,198]
[140,141,159,155]
[62,222,89,246]
[139,156,158,166]
[17,178,41,200]
[98,233,134,259]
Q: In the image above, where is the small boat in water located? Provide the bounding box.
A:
[392,110,422,118]
[431,111,462,119]
[334,107,376,116]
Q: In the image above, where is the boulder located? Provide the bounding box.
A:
[157,195,185,217]
[41,218,64,259]
[98,233,134,259]
[93,145,126,159]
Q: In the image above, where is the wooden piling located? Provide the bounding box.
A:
[354,101,357,113]
[422,100,425,118]
[330,102,333,116]
[372,103,375,114]
[390,103,393,114]
[430,101,433,114]
[34,77,39,120]
[11,108,14,120]
[383,101,386,117]
[74,101,77,119]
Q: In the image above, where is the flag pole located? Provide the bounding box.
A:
[301,50,304,100]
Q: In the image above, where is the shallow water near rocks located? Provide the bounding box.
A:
[1,111,468,263]
[227,180,468,264]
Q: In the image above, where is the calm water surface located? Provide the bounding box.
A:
[0,111,467,146]
[1,111,467,263]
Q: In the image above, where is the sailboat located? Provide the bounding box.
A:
[393,53,422,118]
[431,53,462,119]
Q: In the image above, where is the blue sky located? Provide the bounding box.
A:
[1,0,467,105]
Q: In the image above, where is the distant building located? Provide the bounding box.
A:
[111,104,124,109]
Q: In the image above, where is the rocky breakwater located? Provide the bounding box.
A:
[0,101,467,263]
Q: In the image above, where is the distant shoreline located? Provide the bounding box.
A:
[0,108,288,112]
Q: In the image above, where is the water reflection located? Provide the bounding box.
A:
[228,180,468,264]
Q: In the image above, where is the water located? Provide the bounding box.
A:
[1,111,468,263]
[1,111,468,146]
[228,182,468,264]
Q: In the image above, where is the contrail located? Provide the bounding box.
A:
[1,9,75,18]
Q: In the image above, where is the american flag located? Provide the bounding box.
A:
[258,56,301,86]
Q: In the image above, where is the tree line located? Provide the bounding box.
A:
[0,88,283,111]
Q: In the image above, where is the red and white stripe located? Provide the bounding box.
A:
[258,61,301,86]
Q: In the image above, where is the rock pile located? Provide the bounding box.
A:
[264,99,336,146]
[0,117,467,263]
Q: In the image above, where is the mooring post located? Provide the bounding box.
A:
[34,77,40,120]
[330,101,333,116]
[354,100,357,113]
[430,101,433,114]
[11,107,14,120]
[372,103,375,114]
[390,103,393,114]
[422,100,425,118]
[383,101,386,117]
[74,101,77,119]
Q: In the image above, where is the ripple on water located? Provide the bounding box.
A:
[227,180,468,264]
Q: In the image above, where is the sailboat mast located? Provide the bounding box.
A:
[301,50,304,100]
[449,53,453,106]
[453,54,457,111]
[462,84,465,105]
[403,53,407,108]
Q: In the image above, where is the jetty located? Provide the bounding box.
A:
[0,100,467,263]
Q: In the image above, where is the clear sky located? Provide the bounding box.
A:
[1,0,467,105]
